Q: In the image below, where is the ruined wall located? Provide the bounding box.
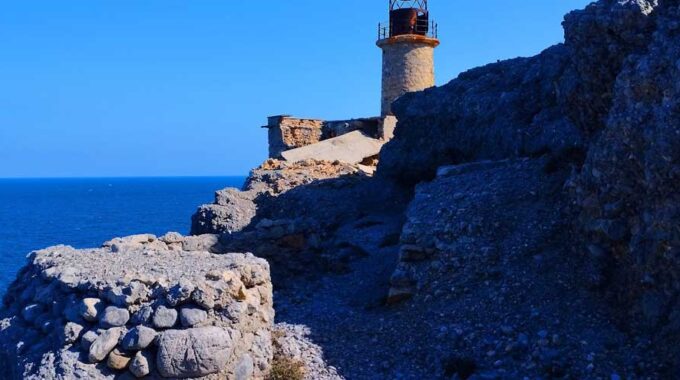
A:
[0,234,274,379]
[265,116,394,160]
[265,116,324,159]
[378,36,438,116]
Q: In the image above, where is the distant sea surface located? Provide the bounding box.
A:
[0,177,245,296]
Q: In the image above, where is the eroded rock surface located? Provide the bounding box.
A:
[191,159,372,236]
[572,0,680,352]
[156,327,237,378]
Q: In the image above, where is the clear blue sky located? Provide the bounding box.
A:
[0,0,591,178]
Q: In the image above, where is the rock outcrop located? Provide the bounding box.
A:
[191,159,372,236]
[0,234,274,379]
[573,0,680,341]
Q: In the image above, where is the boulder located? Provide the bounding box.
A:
[152,306,178,329]
[180,307,208,328]
[100,306,130,328]
[88,327,125,363]
[156,327,238,378]
[121,325,158,351]
[129,351,154,378]
[131,305,153,326]
[106,348,132,371]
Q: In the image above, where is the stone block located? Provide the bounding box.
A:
[281,131,384,164]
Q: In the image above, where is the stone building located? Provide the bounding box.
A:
[378,0,439,116]
[263,0,438,160]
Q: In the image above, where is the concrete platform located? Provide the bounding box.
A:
[281,131,383,164]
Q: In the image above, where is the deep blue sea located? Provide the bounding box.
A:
[0,177,245,296]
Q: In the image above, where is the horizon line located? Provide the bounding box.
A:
[0,175,249,180]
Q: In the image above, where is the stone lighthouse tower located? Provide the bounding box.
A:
[377,0,439,116]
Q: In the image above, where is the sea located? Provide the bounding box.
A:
[0,177,245,297]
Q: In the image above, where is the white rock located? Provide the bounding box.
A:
[80,298,102,322]
[121,325,158,351]
[281,131,384,164]
[156,327,237,378]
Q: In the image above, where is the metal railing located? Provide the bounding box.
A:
[390,0,428,10]
[378,20,438,40]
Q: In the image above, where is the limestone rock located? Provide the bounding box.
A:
[182,235,220,253]
[121,325,158,351]
[180,307,208,328]
[273,324,343,380]
[102,234,156,247]
[235,354,254,380]
[573,0,680,340]
[80,298,102,322]
[129,350,154,378]
[100,306,130,328]
[190,159,368,235]
[88,327,125,363]
[166,278,196,306]
[106,348,132,371]
[152,306,178,329]
[156,327,237,378]
[191,194,258,236]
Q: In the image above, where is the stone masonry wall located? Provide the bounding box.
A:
[0,233,274,380]
[378,36,437,116]
[265,116,323,159]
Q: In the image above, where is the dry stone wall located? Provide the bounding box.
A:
[0,233,274,380]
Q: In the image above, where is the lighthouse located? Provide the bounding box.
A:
[377,0,439,116]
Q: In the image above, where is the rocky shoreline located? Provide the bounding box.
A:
[2,0,680,379]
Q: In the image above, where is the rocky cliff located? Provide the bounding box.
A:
[574,0,679,348]
[2,0,680,379]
